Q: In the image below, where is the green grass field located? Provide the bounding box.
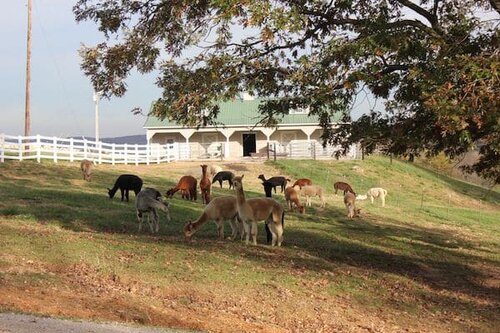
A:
[0,157,498,333]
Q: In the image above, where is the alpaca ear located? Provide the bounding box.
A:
[241,174,244,179]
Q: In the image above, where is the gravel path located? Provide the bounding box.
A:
[0,313,201,333]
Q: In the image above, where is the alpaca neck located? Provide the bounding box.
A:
[235,187,247,205]
[190,212,210,232]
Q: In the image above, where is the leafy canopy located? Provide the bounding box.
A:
[74,0,500,183]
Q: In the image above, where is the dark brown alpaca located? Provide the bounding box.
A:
[200,164,211,204]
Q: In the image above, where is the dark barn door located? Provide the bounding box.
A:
[242,133,256,157]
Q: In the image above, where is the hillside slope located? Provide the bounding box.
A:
[0,157,498,333]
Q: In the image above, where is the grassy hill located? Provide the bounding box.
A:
[0,157,498,333]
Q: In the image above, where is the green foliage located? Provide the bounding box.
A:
[74,0,500,182]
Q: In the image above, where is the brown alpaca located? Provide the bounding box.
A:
[344,192,361,218]
[183,196,240,240]
[80,159,92,182]
[233,175,285,246]
[284,186,305,213]
[334,181,356,196]
[292,178,312,189]
[166,175,197,201]
[200,164,212,204]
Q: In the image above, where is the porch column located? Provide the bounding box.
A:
[260,128,275,143]
[300,127,317,142]
[179,129,196,159]
[218,128,236,159]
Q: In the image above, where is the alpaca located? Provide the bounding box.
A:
[334,181,356,196]
[200,164,212,204]
[80,159,92,182]
[344,191,361,218]
[261,181,276,245]
[183,196,241,240]
[366,187,388,207]
[233,175,285,246]
[285,186,305,213]
[212,171,235,189]
[292,178,312,189]
[257,174,290,193]
[300,185,326,207]
[108,174,143,202]
[136,188,171,233]
[166,175,197,201]
[208,164,223,178]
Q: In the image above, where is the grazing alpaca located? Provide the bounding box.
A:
[200,164,212,204]
[344,191,361,218]
[136,188,171,233]
[300,185,326,207]
[366,187,388,207]
[108,174,143,202]
[233,175,285,246]
[292,178,312,189]
[166,175,197,201]
[183,196,241,240]
[80,159,92,182]
[285,186,305,213]
[212,171,235,189]
[334,181,356,196]
[257,174,290,193]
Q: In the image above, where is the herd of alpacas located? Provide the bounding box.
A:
[80,159,388,247]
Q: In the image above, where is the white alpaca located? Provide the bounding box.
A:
[366,187,388,207]
[135,188,171,233]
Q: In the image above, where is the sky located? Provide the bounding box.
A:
[1,0,160,138]
[0,0,386,139]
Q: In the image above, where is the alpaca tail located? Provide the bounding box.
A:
[281,211,285,230]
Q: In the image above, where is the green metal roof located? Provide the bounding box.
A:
[144,98,342,128]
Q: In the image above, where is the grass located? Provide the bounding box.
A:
[0,157,499,333]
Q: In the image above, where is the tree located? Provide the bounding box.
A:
[74,0,500,183]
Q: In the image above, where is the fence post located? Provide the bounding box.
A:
[53,137,58,163]
[0,134,4,163]
[124,143,128,165]
[36,135,41,162]
[267,142,270,160]
[312,142,316,160]
[83,139,88,159]
[146,144,150,165]
[273,143,277,161]
[111,144,115,165]
[98,141,102,164]
[18,136,23,161]
[69,138,74,162]
[135,144,139,165]
[157,145,160,164]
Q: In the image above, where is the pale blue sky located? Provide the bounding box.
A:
[1,0,160,138]
[0,0,385,139]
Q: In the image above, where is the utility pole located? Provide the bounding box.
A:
[24,0,32,138]
[93,91,101,142]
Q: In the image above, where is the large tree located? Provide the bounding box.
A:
[74,0,500,183]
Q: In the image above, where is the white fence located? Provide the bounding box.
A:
[0,134,181,165]
[0,134,360,164]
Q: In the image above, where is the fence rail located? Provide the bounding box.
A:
[0,134,179,165]
[0,134,360,164]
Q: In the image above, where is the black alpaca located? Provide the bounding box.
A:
[212,171,235,189]
[257,174,290,193]
[108,174,143,202]
[261,181,281,245]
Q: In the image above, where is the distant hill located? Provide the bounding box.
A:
[69,135,147,145]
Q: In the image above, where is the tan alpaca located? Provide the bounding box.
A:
[285,186,305,213]
[366,187,388,207]
[233,175,285,246]
[344,192,361,219]
[300,185,326,207]
[183,196,240,240]
[80,159,92,181]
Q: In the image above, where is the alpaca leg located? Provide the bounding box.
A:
[125,189,130,202]
[120,189,125,201]
[370,195,374,204]
[216,219,224,240]
[250,221,258,245]
[153,209,159,233]
[381,195,385,207]
[243,221,251,244]
[137,210,143,232]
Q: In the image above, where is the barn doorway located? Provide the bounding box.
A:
[242,133,256,157]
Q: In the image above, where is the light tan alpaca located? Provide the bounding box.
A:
[366,187,388,207]
[80,159,92,181]
[183,196,240,240]
[136,188,171,233]
[233,175,285,246]
[200,164,212,204]
[300,185,326,207]
[285,186,305,213]
[344,192,361,219]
